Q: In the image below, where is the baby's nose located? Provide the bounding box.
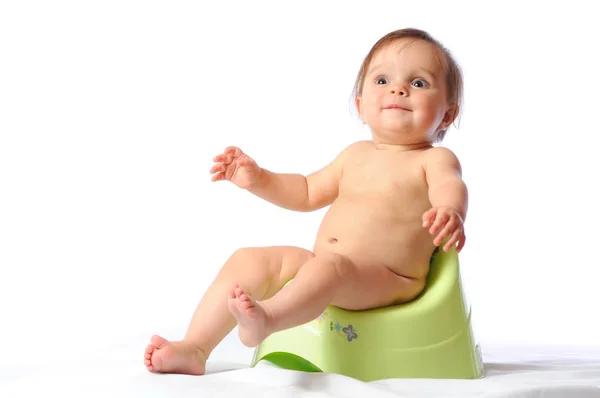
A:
[390,87,407,96]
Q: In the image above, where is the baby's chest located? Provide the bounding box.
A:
[341,158,426,195]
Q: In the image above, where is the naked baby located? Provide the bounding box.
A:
[144,28,468,375]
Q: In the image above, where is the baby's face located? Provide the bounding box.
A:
[357,39,454,144]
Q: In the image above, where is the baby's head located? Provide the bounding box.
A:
[353,28,463,144]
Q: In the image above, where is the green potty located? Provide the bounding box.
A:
[250,247,484,381]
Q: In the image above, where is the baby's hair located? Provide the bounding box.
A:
[352,28,463,142]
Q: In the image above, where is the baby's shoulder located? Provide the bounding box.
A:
[421,146,462,171]
[346,140,372,150]
[331,140,371,161]
[422,146,460,162]
[342,140,372,155]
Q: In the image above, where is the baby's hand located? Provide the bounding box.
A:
[422,207,466,253]
[210,146,262,189]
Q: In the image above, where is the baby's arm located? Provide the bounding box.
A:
[248,143,356,212]
[422,147,468,251]
[423,147,468,220]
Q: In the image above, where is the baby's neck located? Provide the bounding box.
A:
[372,141,433,152]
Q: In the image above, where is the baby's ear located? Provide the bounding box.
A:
[440,104,459,129]
[355,96,366,124]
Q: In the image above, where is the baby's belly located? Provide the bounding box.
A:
[313,197,434,279]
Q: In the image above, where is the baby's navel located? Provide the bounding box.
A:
[327,237,338,244]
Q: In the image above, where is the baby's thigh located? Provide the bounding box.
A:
[331,260,425,310]
[229,246,314,300]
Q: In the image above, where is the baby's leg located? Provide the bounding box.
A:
[144,246,314,375]
[229,253,425,347]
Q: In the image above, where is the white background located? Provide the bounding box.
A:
[1,1,599,368]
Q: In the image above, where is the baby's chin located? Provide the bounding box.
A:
[369,126,418,140]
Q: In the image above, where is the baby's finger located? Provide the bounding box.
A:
[211,172,225,182]
[213,153,234,165]
[433,219,455,246]
[422,208,437,228]
[443,229,461,252]
[209,163,226,174]
[429,211,449,235]
[224,146,242,157]
[456,233,466,253]
[213,154,227,162]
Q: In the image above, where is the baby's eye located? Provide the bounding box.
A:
[376,77,389,85]
[411,79,429,88]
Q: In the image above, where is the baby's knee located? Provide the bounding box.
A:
[229,247,261,262]
[221,247,268,276]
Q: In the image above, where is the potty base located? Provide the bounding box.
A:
[251,248,484,381]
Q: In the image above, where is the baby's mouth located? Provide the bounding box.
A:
[384,105,412,111]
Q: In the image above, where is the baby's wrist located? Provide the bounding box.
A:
[447,207,465,223]
[247,167,267,191]
[433,205,464,222]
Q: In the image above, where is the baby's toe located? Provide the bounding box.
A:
[240,299,253,310]
[227,289,236,299]
[150,335,168,349]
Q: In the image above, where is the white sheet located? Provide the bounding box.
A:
[2,331,599,398]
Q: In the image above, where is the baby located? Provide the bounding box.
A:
[144,28,468,375]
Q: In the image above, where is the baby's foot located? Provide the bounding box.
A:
[144,335,207,375]
[227,284,272,347]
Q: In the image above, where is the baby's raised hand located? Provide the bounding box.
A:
[210,146,262,189]
[422,207,465,253]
